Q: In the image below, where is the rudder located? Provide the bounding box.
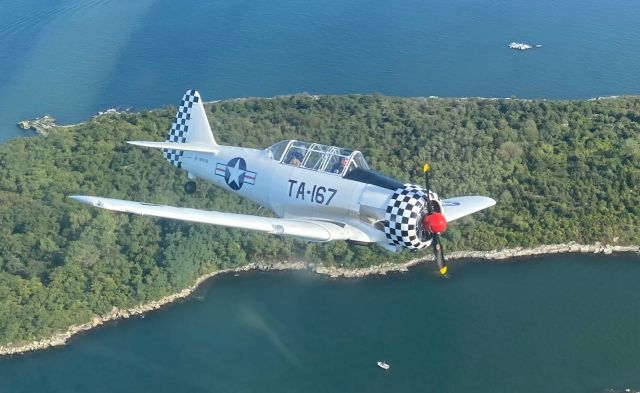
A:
[164,90,218,168]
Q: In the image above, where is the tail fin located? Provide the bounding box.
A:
[164,90,218,168]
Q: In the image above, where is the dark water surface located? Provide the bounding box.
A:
[1,253,639,393]
[2,0,640,141]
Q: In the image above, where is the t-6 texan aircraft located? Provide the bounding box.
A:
[71,90,495,275]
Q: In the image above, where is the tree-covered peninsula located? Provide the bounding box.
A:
[1,95,639,346]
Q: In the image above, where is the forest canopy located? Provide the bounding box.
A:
[0,94,638,345]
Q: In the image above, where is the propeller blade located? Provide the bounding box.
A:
[424,163,447,276]
[423,164,433,214]
[433,233,447,276]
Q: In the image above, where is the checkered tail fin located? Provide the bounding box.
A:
[163,90,218,168]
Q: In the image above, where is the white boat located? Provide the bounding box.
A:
[377,361,390,370]
[508,42,541,50]
[508,42,532,50]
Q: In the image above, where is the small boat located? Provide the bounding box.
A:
[508,42,532,50]
[377,361,390,370]
[508,42,541,51]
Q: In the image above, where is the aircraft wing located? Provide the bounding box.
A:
[441,196,496,222]
[69,196,350,242]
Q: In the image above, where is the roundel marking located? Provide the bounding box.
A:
[225,157,247,190]
[215,157,257,190]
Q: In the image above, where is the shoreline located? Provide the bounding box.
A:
[1,242,638,356]
[13,94,635,136]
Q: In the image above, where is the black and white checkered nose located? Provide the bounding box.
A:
[383,185,432,250]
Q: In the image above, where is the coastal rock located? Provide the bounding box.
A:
[49,337,67,347]
[250,261,308,272]
[314,260,421,278]
[17,115,57,136]
[93,108,127,118]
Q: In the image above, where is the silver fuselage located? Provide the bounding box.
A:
[180,146,398,244]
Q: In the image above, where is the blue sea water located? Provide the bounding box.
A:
[1,254,640,393]
[1,0,640,141]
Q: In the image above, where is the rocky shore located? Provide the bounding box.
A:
[314,242,640,278]
[1,243,638,356]
[17,115,57,136]
[17,108,127,136]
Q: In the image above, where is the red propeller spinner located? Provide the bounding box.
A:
[422,211,447,234]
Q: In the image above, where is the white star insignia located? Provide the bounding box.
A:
[227,160,244,187]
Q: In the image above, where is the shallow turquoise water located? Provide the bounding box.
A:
[1,254,639,393]
[2,0,640,140]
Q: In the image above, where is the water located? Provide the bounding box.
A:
[1,254,639,393]
[2,0,640,141]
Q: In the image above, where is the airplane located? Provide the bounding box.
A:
[70,90,496,276]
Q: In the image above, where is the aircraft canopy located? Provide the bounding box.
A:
[266,140,369,176]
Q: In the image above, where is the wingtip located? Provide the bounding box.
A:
[68,195,87,203]
[68,195,104,208]
[127,141,145,146]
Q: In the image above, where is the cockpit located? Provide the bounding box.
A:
[266,140,370,176]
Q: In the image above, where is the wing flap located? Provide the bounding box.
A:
[442,196,496,222]
[69,196,349,242]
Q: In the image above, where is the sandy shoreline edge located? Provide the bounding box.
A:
[1,242,638,356]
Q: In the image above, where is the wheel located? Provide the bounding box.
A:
[184,180,197,194]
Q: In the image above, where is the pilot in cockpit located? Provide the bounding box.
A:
[331,156,349,174]
[287,151,303,167]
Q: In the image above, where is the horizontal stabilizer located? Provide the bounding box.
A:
[441,196,496,222]
[128,141,219,154]
[69,196,350,242]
